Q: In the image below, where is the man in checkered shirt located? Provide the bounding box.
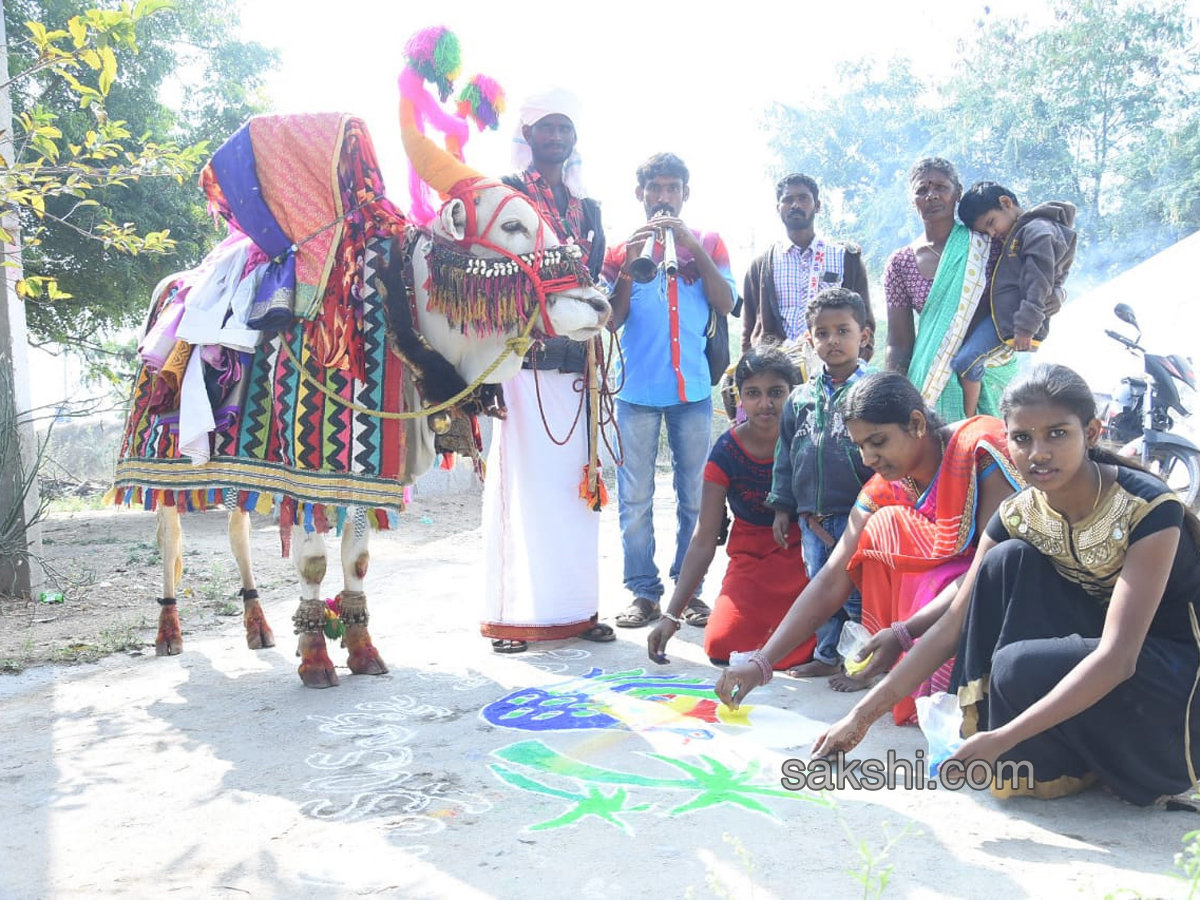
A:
[741,174,875,360]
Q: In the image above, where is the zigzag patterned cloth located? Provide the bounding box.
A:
[112,115,412,547]
[112,238,409,545]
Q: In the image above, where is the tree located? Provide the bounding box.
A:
[0,0,261,595]
[943,0,1196,263]
[3,0,276,351]
[763,0,1199,286]
[766,58,939,278]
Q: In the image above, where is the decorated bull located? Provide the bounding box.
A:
[109,96,610,687]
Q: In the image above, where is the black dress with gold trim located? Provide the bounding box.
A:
[950,466,1200,805]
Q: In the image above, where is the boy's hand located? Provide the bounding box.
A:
[772,510,791,549]
[1012,331,1034,351]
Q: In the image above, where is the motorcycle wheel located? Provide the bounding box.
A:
[1138,443,1200,512]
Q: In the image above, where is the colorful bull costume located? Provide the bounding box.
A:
[109,32,611,686]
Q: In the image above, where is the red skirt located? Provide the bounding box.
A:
[705,519,815,669]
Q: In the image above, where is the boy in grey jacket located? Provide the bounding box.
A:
[953,181,1077,417]
[766,288,875,680]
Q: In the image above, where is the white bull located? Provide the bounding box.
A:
[151,116,610,687]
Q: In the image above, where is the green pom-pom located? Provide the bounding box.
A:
[404,27,462,102]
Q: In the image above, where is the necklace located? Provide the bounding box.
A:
[1089,461,1104,515]
[920,240,944,259]
[902,429,949,498]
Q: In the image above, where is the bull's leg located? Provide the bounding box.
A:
[228,510,275,650]
[155,505,184,656]
[292,528,338,688]
[340,510,387,676]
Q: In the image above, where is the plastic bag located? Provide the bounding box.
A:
[728,650,755,667]
[837,620,873,676]
[915,691,965,777]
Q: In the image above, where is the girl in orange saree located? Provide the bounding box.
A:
[849,414,1021,722]
[713,373,1020,723]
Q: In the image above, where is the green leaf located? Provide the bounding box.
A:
[25,21,49,49]
[98,47,118,95]
[68,16,88,49]
[133,0,178,20]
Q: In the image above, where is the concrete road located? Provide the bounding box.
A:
[1,483,1193,899]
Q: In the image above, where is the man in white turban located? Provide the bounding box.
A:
[480,88,611,652]
[511,87,587,200]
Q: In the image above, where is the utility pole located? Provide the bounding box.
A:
[0,0,46,598]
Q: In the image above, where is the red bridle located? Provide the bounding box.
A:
[445,178,591,337]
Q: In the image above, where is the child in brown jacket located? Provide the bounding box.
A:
[953,181,1077,417]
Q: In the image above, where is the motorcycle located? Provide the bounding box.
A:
[1100,302,1200,510]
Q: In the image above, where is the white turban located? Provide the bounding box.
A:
[511,87,586,198]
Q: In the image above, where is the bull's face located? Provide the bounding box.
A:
[431,185,610,342]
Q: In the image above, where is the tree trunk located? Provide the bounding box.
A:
[0,0,46,598]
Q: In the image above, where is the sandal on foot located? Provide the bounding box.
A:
[615,598,660,628]
[683,601,711,627]
[579,623,616,643]
[491,639,528,654]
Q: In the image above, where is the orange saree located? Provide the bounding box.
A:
[848,416,1021,724]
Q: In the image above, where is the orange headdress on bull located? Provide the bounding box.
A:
[399,26,505,223]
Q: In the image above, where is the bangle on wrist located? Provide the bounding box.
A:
[662,612,684,630]
[750,649,774,684]
[891,621,914,652]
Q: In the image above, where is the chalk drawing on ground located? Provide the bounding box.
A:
[300,694,493,853]
[482,668,830,833]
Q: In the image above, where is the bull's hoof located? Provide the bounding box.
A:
[155,605,183,656]
[345,626,388,676]
[297,632,339,688]
[243,601,276,651]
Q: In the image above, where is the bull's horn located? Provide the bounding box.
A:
[399,97,483,195]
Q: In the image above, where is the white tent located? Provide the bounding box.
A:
[1039,229,1200,396]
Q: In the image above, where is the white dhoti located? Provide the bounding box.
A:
[481,368,599,640]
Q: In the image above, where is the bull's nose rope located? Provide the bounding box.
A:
[276,310,539,419]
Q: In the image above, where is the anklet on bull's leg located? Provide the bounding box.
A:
[292,598,327,634]
[337,589,369,626]
[340,590,388,676]
[239,587,275,650]
[155,597,182,656]
[295,597,339,689]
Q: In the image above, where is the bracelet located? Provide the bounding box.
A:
[662,612,684,630]
[750,649,774,685]
[891,621,914,652]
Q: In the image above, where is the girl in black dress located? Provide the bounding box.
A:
[812,363,1200,805]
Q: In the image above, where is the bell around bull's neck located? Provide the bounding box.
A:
[399,97,484,197]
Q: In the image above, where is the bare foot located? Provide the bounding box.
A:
[785,660,841,678]
[829,671,873,693]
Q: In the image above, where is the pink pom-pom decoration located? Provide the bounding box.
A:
[456,74,506,132]
[403,26,462,103]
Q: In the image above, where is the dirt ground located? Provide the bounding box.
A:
[2,473,1198,898]
[0,490,480,671]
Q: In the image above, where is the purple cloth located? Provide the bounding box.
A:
[209,127,297,330]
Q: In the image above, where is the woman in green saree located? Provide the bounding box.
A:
[883,158,1017,421]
